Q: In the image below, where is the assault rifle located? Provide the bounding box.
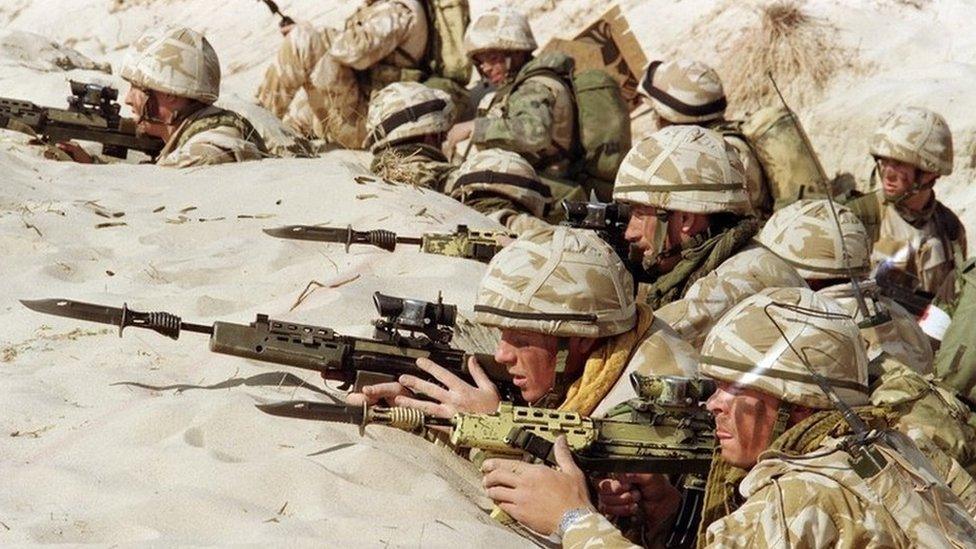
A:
[0,81,164,160]
[20,292,517,400]
[257,0,294,27]
[875,261,935,317]
[263,224,512,263]
[259,373,715,529]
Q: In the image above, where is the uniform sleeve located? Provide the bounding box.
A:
[704,476,846,548]
[156,127,265,168]
[329,1,415,70]
[655,250,807,349]
[471,78,558,156]
[256,22,329,118]
[562,512,641,549]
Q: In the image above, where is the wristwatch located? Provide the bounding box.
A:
[552,507,595,542]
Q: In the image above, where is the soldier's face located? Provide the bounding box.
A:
[706,381,781,468]
[624,204,660,255]
[878,158,918,198]
[125,85,150,123]
[495,329,559,403]
[474,51,514,86]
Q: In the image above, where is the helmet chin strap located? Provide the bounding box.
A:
[530,338,572,409]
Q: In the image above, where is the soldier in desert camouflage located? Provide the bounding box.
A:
[256,0,432,148]
[848,106,967,304]
[349,226,699,420]
[614,125,805,349]
[756,199,976,477]
[639,59,772,219]
[60,27,268,167]
[444,149,552,233]
[479,287,976,547]
[365,81,455,190]
[443,9,580,180]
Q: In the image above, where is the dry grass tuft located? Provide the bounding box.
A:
[718,0,858,114]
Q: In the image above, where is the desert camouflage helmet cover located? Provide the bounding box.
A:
[870,106,953,176]
[364,82,454,151]
[463,8,537,58]
[445,149,550,218]
[640,59,727,124]
[121,27,220,104]
[474,226,636,338]
[613,125,751,215]
[756,199,871,280]
[700,287,870,409]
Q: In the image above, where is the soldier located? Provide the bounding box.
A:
[480,287,976,546]
[256,0,441,149]
[60,27,268,168]
[349,225,699,419]
[756,199,976,475]
[848,106,967,305]
[443,9,578,179]
[639,59,771,218]
[365,82,454,190]
[444,149,551,233]
[615,125,806,348]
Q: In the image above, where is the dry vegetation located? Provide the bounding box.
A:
[716,0,862,115]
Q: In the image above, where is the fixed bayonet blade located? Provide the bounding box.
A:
[256,400,366,424]
[262,224,352,243]
[20,298,125,327]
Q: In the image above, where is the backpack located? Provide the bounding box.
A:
[508,53,631,188]
[419,0,470,86]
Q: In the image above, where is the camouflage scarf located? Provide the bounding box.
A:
[695,406,894,547]
[642,216,760,310]
[892,191,937,229]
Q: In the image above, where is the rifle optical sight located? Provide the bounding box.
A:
[562,200,632,230]
[373,292,457,333]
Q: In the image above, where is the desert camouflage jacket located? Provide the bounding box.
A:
[156,106,268,168]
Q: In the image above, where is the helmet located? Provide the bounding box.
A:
[446,149,550,218]
[363,82,453,151]
[474,226,636,338]
[639,59,727,124]
[756,199,871,280]
[870,106,953,176]
[463,8,537,58]
[700,287,870,409]
[613,125,751,215]
[121,27,220,104]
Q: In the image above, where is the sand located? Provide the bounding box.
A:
[1,0,973,545]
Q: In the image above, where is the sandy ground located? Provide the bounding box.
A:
[1,0,973,545]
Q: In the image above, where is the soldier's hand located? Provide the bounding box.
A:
[596,475,642,517]
[56,141,94,164]
[394,356,500,418]
[482,435,594,535]
[443,121,474,158]
[345,381,410,407]
[598,474,681,533]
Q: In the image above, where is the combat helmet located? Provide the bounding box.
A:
[613,125,750,215]
[121,27,220,104]
[640,59,727,124]
[756,199,871,280]
[446,149,550,218]
[463,8,537,59]
[870,106,953,176]
[363,82,454,151]
[700,287,870,410]
[474,226,636,338]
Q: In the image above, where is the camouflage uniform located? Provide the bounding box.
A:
[561,288,976,547]
[614,125,805,349]
[473,226,698,417]
[256,0,429,148]
[444,149,551,233]
[848,106,967,303]
[365,82,454,189]
[463,10,577,178]
[639,60,771,217]
[122,27,267,167]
